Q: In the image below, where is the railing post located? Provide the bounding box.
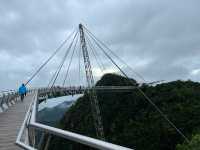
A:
[0,96,3,113]
[2,94,8,111]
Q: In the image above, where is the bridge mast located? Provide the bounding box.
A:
[79,24,105,140]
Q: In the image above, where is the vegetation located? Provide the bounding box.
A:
[47,73,200,150]
[176,133,200,150]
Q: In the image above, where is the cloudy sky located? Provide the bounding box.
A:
[0,0,200,91]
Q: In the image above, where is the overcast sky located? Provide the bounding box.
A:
[0,0,200,91]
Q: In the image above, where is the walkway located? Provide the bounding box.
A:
[0,93,33,150]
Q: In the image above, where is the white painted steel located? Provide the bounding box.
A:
[16,91,36,146]
[30,122,133,150]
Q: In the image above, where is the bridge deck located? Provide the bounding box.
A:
[0,93,33,150]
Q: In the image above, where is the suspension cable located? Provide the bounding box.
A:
[87,36,107,72]
[48,68,58,87]
[85,31,132,82]
[50,31,78,88]
[85,34,105,73]
[25,30,76,86]
[83,26,147,83]
[62,32,79,86]
[84,27,189,143]
[47,32,77,88]
[78,38,81,85]
[75,36,82,86]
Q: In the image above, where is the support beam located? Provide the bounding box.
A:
[79,24,105,140]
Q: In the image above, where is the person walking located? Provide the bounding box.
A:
[19,83,27,102]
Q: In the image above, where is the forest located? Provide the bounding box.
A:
[48,73,200,150]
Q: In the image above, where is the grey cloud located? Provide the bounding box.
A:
[0,0,200,90]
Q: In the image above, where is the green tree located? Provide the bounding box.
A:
[176,134,200,150]
[47,74,200,150]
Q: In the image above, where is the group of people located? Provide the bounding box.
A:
[18,83,27,102]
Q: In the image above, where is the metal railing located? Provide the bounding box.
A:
[16,89,133,150]
[0,90,20,113]
[37,86,137,103]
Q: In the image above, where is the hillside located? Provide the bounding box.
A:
[48,73,200,150]
[37,101,74,127]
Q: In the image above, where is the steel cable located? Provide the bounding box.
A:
[50,31,78,88]
[62,32,79,86]
[83,26,147,83]
[85,35,105,73]
[25,30,76,86]
[84,27,189,143]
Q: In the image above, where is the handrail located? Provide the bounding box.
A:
[0,89,20,113]
[30,122,132,150]
[16,90,37,150]
[16,88,134,150]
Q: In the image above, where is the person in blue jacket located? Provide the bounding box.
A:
[19,83,27,102]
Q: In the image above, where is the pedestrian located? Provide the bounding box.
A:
[18,83,27,102]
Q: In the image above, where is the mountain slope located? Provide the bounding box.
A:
[48,73,200,150]
[37,101,74,127]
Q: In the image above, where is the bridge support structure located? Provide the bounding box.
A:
[79,24,105,140]
[13,23,135,149]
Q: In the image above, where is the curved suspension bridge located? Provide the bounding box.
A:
[0,24,189,150]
